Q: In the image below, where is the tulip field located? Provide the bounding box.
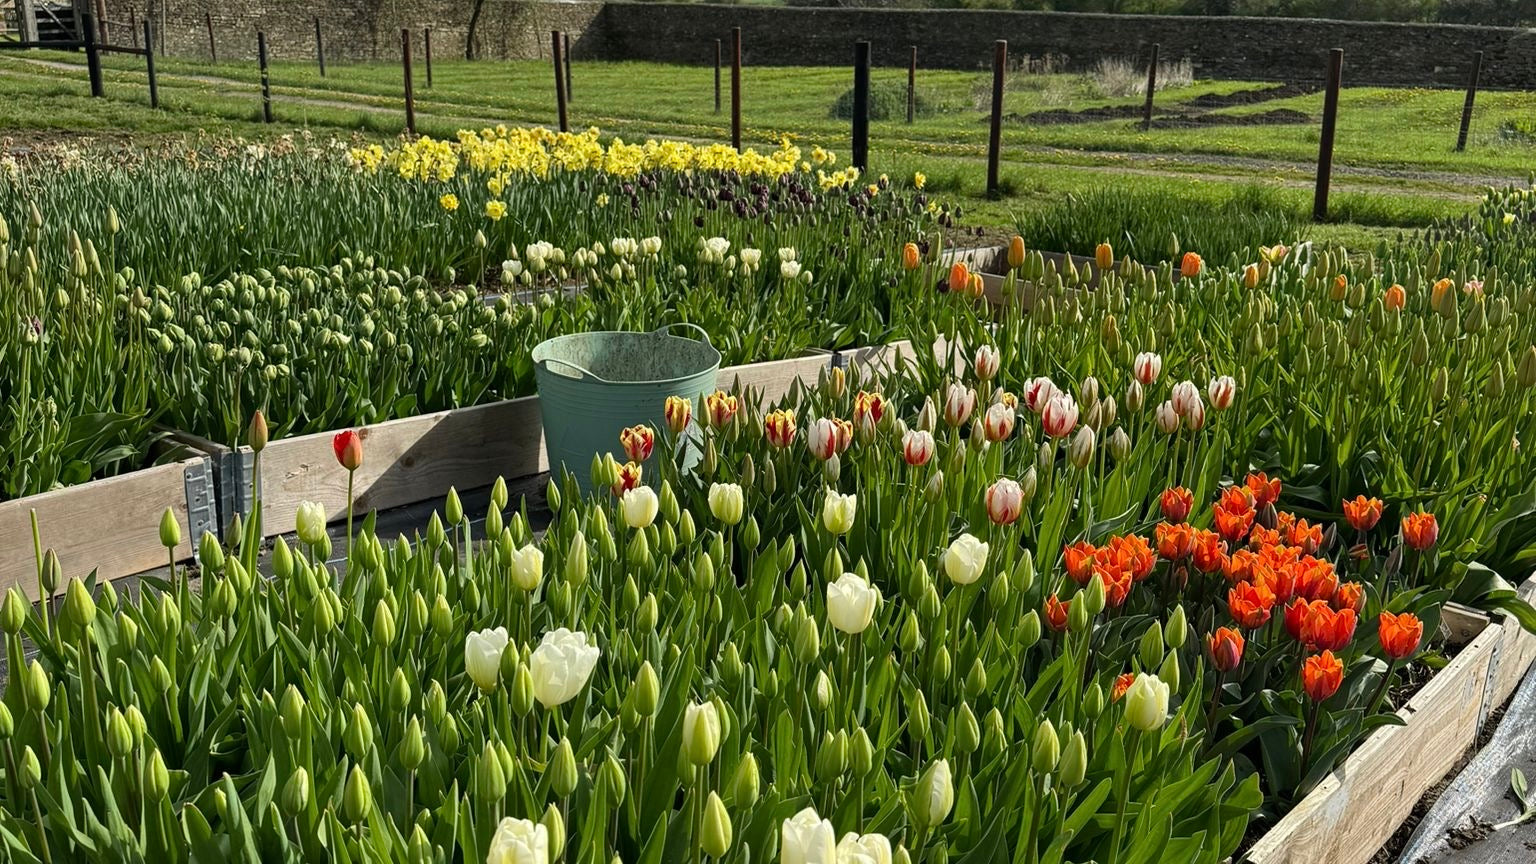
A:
[1,117,1535,864]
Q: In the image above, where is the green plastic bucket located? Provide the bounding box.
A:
[532,324,720,493]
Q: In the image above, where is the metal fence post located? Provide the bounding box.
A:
[731,27,742,150]
[82,13,103,97]
[205,11,216,61]
[1142,43,1159,131]
[907,45,916,124]
[402,29,416,134]
[144,20,159,108]
[1313,48,1343,222]
[552,30,569,132]
[714,39,722,114]
[852,41,870,171]
[424,28,433,88]
[314,17,326,77]
[1456,50,1483,152]
[258,30,273,123]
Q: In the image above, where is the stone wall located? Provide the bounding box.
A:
[99,0,604,62]
[93,0,1536,89]
[587,4,1536,88]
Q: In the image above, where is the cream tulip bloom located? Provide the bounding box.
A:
[528,628,601,708]
[781,807,836,864]
[708,482,745,526]
[487,817,549,864]
[836,832,893,864]
[942,533,989,586]
[620,486,659,529]
[822,489,857,535]
[464,627,510,692]
[509,544,544,592]
[1125,672,1170,732]
[826,572,881,635]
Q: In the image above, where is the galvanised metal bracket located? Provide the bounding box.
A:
[182,457,217,544]
[214,448,255,533]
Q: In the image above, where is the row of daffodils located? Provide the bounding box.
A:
[3,301,1504,863]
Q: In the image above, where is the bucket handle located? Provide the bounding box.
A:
[653,322,712,346]
[539,356,610,384]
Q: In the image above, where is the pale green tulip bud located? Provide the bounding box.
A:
[693,550,716,592]
[144,748,170,800]
[373,599,397,646]
[702,792,732,858]
[910,690,930,743]
[490,476,508,512]
[198,531,224,574]
[523,806,558,863]
[932,645,952,681]
[849,726,875,777]
[280,685,306,739]
[895,846,913,864]
[0,587,25,634]
[118,613,138,650]
[439,714,461,755]
[1138,624,1164,670]
[816,730,848,781]
[1059,731,1088,788]
[1160,650,1182,693]
[511,663,535,717]
[913,759,954,829]
[983,708,1006,758]
[1018,610,1042,649]
[22,660,49,713]
[475,741,505,801]
[272,536,294,581]
[719,642,744,688]
[925,469,944,501]
[159,507,182,549]
[565,529,590,587]
[445,487,463,526]
[1032,719,1060,774]
[633,661,660,717]
[64,578,96,630]
[814,670,834,711]
[678,509,697,547]
[408,825,431,864]
[281,766,311,816]
[550,737,578,797]
[345,703,374,758]
[899,610,921,653]
[964,658,988,698]
[106,706,133,757]
[425,681,447,726]
[954,702,981,755]
[1083,573,1107,616]
[400,716,426,771]
[794,613,820,664]
[623,575,641,614]
[731,752,761,807]
[1068,595,1091,632]
[1164,605,1188,649]
[684,701,722,766]
[660,480,680,524]
[390,668,412,712]
[600,752,626,804]
[430,595,454,639]
[344,764,372,823]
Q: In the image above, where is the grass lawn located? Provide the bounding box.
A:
[2,50,1529,246]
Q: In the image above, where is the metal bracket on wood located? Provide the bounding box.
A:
[828,350,849,370]
[183,458,217,543]
[214,448,255,533]
[1478,638,1503,731]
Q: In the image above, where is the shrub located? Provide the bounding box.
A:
[829,81,937,120]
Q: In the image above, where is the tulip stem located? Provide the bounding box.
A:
[1299,701,1321,783]
[1024,773,1049,864]
[1205,669,1227,738]
[1363,658,1397,726]
[345,469,355,561]
[1108,727,1139,864]
[28,786,52,864]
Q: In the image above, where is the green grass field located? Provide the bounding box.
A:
[2,48,1530,245]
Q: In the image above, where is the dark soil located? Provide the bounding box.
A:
[1182,83,1317,109]
[1009,104,1142,125]
[1150,108,1312,129]
[1445,818,1495,851]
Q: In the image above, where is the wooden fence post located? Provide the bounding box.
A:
[258,30,273,123]
[714,39,722,114]
[1312,48,1343,222]
[987,40,1006,198]
[82,13,103,97]
[1142,42,1159,131]
[424,28,433,88]
[401,29,416,134]
[144,20,158,108]
[205,11,216,61]
[852,41,870,171]
[552,30,568,132]
[907,45,916,124]
[314,17,326,77]
[1456,50,1483,152]
[731,27,742,150]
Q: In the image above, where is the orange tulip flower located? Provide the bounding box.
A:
[947,262,970,294]
[1378,611,1423,660]
[1063,541,1097,586]
[1155,522,1196,561]
[1431,277,1453,310]
[1402,511,1439,551]
[1097,565,1135,608]
[1301,603,1356,652]
[1223,547,1257,584]
[1383,283,1406,311]
[1343,495,1383,532]
[1207,627,1246,673]
[901,242,921,271]
[1334,582,1364,613]
[1095,242,1113,272]
[1228,580,1276,629]
[1286,518,1323,554]
[1213,487,1257,544]
[1245,472,1281,508]
[1302,650,1344,702]
[1111,672,1136,702]
[1191,530,1228,574]
[966,272,986,298]
[1180,252,1203,278]
[1242,263,1260,290]
[1283,597,1311,642]
[1043,594,1070,632]
[1008,235,1027,269]
[1160,486,1194,523]
[1294,556,1339,603]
